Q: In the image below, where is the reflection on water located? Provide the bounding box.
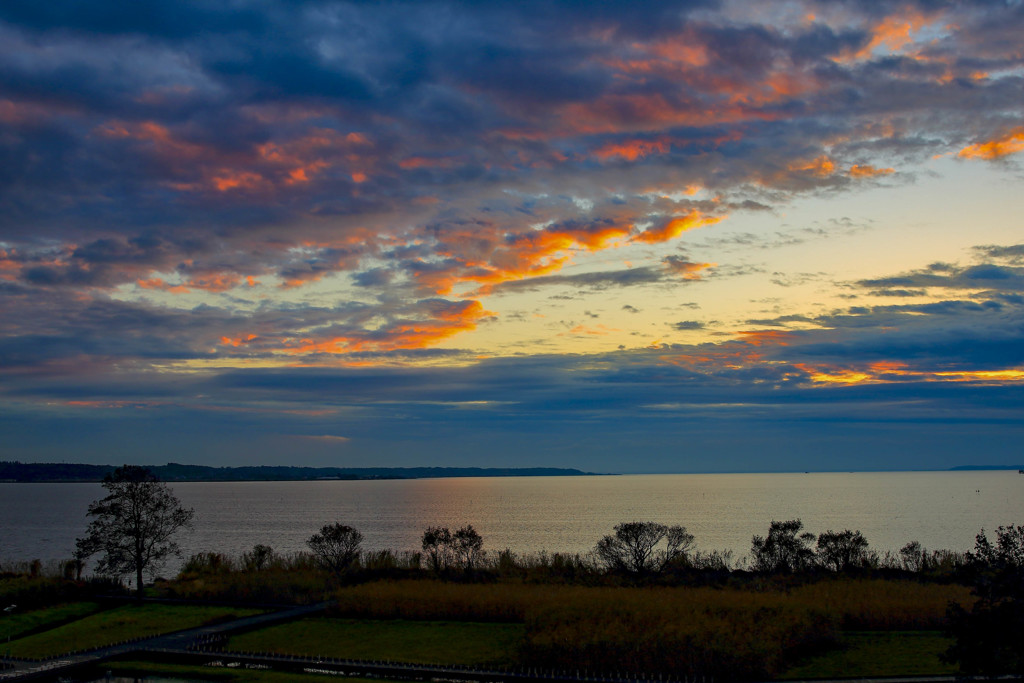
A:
[1,471,1021,569]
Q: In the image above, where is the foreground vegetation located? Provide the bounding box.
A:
[325,578,969,680]
[2,512,1021,680]
[228,618,524,666]
[2,604,262,659]
[780,631,957,679]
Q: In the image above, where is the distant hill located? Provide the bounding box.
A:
[0,461,604,482]
[949,465,1024,471]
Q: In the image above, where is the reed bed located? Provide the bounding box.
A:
[789,578,973,629]
[328,578,972,680]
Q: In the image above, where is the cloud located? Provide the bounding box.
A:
[2,1,1024,468]
[856,263,1024,293]
[487,266,665,294]
[958,127,1024,160]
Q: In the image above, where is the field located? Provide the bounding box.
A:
[201,577,969,680]
[781,631,958,679]
[2,604,263,659]
[0,576,976,680]
[228,618,524,666]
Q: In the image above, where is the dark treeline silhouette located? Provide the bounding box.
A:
[163,516,978,589]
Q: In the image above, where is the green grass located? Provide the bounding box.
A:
[0,602,103,642]
[780,631,958,679]
[105,659,405,683]
[4,604,263,659]
[227,618,525,667]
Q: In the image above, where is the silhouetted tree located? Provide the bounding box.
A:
[816,529,869,572]
[422,526,453,572]
[750,519,815,573]
[75,465,194,598]
[453,525,485,570]
[899,541,927,572]
[307,523,363,574]
[421,525,485,571]
[944,524,1024,676]
[596,521,694,574]
[241,544,275,571]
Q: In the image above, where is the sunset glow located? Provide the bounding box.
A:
[1,0,1023,471]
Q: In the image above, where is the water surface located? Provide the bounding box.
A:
[1,471,1020,570]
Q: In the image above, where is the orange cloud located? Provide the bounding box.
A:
[557,93,780,136]
[662,257,714,280]
[795,361,1024,386]
[849,164,894,177]
[735,330,793,346]
[794,363,873,385]
[137,273,246,293]
[187,273,242,292]
[212,171,266,192]
[789,155,836,177]
[593,138,671,161]
[633,210,723,244]
[957,128,1024,160]
[658,345,766,371]
[137,278,190,294]
[413,219,637,295]
[407,208,727,297]
[220,334,259,348]
[280,300,494,355]
[834,9,938,63]
[0,98,62,125]
[399,156,462,170]
[98,120,377,195]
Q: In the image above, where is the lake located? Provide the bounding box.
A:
[1,471,1021,571]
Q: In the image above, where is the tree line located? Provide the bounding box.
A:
[68,466,1017,591]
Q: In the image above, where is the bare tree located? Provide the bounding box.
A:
[76,465,194,598]
[307,523,363,574]
[596,521,695,574]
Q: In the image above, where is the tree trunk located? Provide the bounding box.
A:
[136,564,144,601]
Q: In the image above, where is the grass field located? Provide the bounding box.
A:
[781,631,958,679]
[0,576,975,681]
[4,604,263,659]
[227,618,525,666]
[0,602,103,643]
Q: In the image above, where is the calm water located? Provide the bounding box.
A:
[1,472,1021,571]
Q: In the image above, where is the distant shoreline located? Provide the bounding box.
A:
[0,461,610,483]
[1,461,1021,483]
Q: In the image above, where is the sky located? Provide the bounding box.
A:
[1,0,1023,473]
